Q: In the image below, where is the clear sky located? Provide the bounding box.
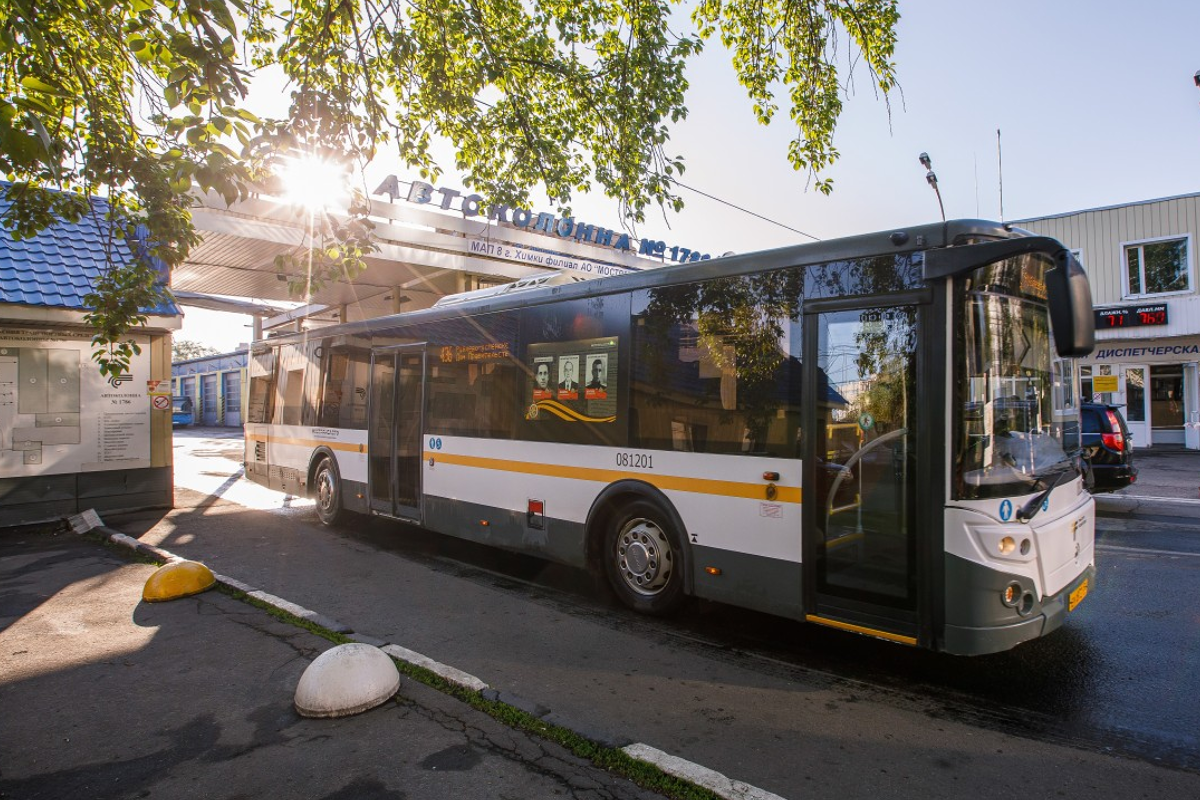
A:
[177,0,1200,351]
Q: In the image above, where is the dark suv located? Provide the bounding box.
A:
[1080,402,1137,493]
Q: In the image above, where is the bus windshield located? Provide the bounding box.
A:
[955,254,1080,501]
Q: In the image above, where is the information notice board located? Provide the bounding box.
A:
[0,329,151,477]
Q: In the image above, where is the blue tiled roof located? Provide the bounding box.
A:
[0,183,180,316]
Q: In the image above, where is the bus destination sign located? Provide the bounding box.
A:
[1095,303,1168,329]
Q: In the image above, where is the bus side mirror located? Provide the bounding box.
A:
[1046,250,1095,358]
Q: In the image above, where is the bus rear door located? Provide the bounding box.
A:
[368,344,427,521]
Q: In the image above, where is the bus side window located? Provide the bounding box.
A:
[269,342,321,426]
[318,352,348,427]
[318,348,371,429]
[632,276,801,457]
[247,375,274,423]
[246,349,276,424]
[426,358,518,440]
[278,368,305,426]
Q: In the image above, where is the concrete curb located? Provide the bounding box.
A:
[622,743,788,800]
[69,509,785,800]
[382,644,489,693]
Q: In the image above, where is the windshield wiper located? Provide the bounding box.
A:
[1015,462,1076,523]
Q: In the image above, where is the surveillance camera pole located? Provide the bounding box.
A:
[919,152,946,221]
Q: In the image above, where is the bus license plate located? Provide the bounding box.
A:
[1068,579,1088,612]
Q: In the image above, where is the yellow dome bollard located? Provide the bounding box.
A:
[142,560,217,602]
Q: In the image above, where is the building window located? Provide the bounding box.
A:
[1124,237,1189,296]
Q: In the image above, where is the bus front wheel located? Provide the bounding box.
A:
[603,500,685,615]
[313,457,345,527]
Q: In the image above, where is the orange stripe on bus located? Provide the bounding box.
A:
[805,615,918,646]
[427,451,802,504]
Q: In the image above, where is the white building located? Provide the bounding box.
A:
[1016,192,1200,449]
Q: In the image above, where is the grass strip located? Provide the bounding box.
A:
[217,585,355,646]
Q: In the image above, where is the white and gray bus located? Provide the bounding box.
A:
[243,219,1097,655]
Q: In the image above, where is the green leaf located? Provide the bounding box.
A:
[2,0,899,378]
[13,95,56,115]
[207,0,239,34]
[19,76,73,98]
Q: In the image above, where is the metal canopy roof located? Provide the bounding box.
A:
[177,189,659,332]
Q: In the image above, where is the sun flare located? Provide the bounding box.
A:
[279,155,347,211]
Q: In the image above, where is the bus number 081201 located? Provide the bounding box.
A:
[616,452,654,469]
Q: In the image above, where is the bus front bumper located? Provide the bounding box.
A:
[943,564,1095,656]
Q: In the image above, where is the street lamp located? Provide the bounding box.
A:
[919,152,946,222]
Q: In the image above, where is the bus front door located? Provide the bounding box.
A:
[802,301,925,646]
[368,345,426,521]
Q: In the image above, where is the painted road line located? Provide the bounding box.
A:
[1096,543,1200,559]
[1108,495,1200,505]
[621,743,786,800]
[381,643,489,693]
[1094,495,1200,515]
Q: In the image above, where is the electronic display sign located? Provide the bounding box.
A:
[1095,304,1168,329]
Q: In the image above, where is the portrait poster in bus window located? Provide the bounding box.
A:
[557,355,580,400]
[585,354,609,400]
[532,356,553,401]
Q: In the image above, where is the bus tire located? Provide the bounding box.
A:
[313,456,345,527]
[603,500,685,615]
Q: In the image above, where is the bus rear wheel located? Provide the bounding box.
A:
[313,457,345,527]
[603,500,685,615]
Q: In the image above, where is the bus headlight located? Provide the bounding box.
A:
[967,523,1037,564]
[1001,582,1036,614]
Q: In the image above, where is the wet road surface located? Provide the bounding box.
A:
[303,506,1200,772]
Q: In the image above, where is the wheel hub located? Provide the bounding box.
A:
[617,519,671,596]
[625,540,652,574]
[317,470,334,511]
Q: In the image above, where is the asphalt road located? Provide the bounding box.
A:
[0,534,670,800]
[80,431,1200,796]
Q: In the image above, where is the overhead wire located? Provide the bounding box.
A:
[670,180,822,242]
[462,97,821,244]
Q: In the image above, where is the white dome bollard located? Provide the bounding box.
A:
[294,643,400,718]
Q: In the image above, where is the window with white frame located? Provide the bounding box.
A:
[1124,236,1190,296]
